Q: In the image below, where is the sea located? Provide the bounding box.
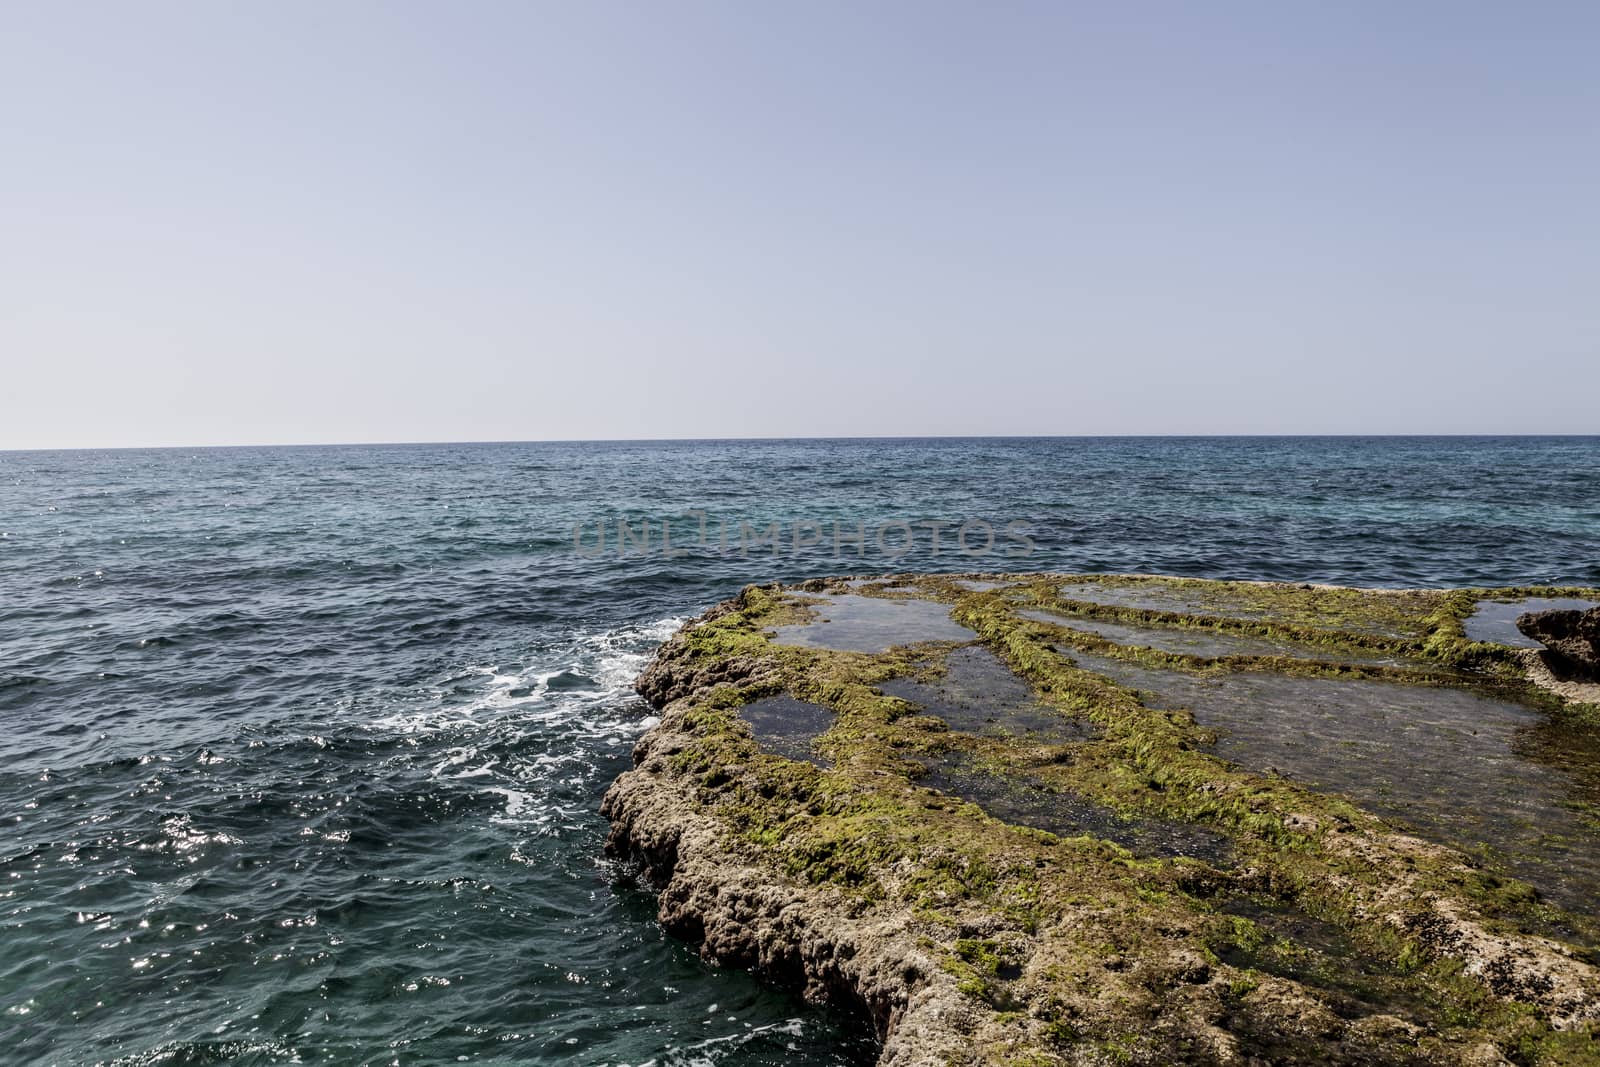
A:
[2,437,1598,1066]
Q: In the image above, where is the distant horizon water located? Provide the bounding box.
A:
[7,431,1600,455]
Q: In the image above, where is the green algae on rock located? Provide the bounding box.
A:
[602,574,1600,1065]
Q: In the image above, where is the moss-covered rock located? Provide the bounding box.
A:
[602,574,1600,1066]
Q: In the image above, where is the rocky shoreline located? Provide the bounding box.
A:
[602,574,1600,1065]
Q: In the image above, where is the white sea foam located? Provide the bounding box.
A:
[618,1017,812,1067]
[371,616,683,735]
[381,616,685,830]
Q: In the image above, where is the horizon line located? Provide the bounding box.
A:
[4,431,1600,454]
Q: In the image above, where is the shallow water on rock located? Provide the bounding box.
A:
[1052,580,1416,637]
[739,695,835,768]
[1068,651,1600,923]
[1017,610,1409,667]
[1052,579,1218,615]
[842,578,917,593]
[880,646,1099,743]
[922,755,1233,865]
[952,579,1012,592]
[769,593,976,652]
[1464,597,1599,647]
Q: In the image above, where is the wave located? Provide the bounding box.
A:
[628,1017,815,1067]
[365,616,682,832]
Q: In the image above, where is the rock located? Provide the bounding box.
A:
[603,575,1600,1065]
[1283,813,1321,835]
[1516,607,1600,678]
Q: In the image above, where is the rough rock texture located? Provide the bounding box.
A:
[603,576,1600,1065]
[607,642,1258,1065]
[605,740,958,1065]
[1519,647,1600,705]
[1519,607,1600,679]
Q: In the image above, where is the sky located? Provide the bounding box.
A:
[2,1,1597,448]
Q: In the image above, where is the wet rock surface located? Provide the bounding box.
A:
[604,576,1600,1065]
[1519,606,1600,679]
[921,753,1233,864]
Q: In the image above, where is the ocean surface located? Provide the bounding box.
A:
[2,437,1598,1066]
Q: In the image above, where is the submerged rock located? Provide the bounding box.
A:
[603,575,1600,1065]
[1519,606,1600,679]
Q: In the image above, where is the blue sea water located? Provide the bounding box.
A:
[1,436,1598,1066]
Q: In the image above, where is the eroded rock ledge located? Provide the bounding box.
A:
[602,574,1600,1065]
[1520,607,1600,681]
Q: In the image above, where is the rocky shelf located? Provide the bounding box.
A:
[601,574,1600,1065]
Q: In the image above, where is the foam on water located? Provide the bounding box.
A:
[0,608,872,1065]
[620,1016,817,1067]
[414,616,685,830]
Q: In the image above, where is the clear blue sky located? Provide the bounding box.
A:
[3,2,1597,447]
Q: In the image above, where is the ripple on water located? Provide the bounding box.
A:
[4,438,1599,1063]
[0,616,868,1066]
